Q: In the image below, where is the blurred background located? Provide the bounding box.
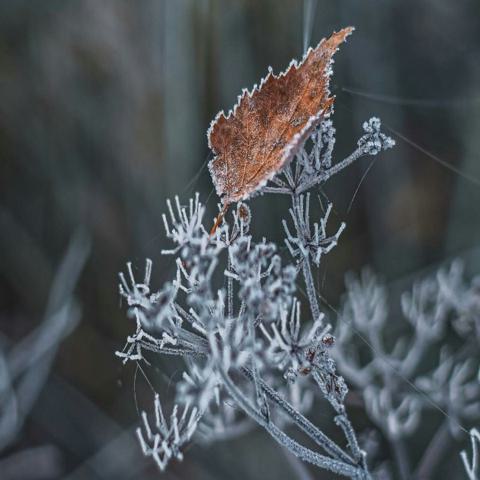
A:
[0,0,479,478]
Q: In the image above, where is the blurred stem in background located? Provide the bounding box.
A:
[0,229,90,477]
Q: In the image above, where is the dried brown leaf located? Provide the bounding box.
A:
[207,27,354,205]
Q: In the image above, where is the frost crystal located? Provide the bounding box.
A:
[137,394,199,471]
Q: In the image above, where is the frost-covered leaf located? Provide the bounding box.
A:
[208,27,354,204]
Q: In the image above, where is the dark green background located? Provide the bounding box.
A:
[1,1,479,478]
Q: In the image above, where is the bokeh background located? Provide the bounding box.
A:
[1,1,480,479]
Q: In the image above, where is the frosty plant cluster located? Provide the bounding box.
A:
[117,115,395,479]
[334,262,480,478]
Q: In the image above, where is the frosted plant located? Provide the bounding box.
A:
[334,263,480,479]
[117,114,394,479]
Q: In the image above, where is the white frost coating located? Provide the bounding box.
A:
[207,28,355,202]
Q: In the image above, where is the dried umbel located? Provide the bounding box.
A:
[118,26,396,478]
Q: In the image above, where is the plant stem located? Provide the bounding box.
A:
[227,255,233,319]
[289,193,321,323]
[219,366,365,478]
[391,437,411,480]
[321,148,364,183]
[302,244,321,322]
[241,367,355,465]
